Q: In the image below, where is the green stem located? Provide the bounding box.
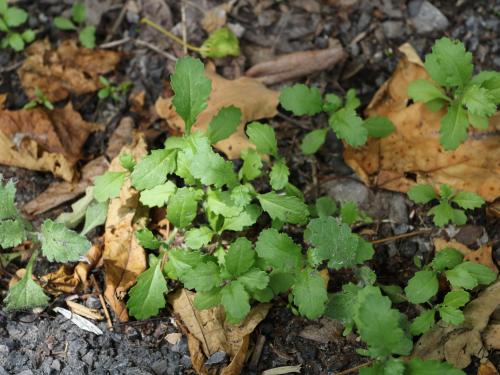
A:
[140,18,202,53]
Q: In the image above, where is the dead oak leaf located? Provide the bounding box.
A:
[103,134,148,322]
[155,64,279,159]
[169,289,271,375]
[0,103,102,181]
[18,39,121,102]
[434,239,498,274]
[344,43,500,202]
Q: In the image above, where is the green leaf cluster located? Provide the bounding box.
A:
[0,0,34,51]
[406,247,496,335]
[98,76,133,102]
[279,84,395,153]
[408,183,484,227]
[54,2,95,48]
[24,87,54,110]
[408,37,500,150]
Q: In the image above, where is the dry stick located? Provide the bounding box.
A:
[370,228,433,245]
[99,37,132,49]
[140,17,202,53]
[135,39,178,62]
[91,274,113,331]
[105,0,130,42]
[249,334,266,369]
[335,361,373,375]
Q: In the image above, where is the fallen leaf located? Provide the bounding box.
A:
[434,239,498,274]
[53,307,103,335]
[103,135,148,322]
[412,279,500,368]
[169,289,271,375]
[344,43,500,202]
[66,300,103,321]
[0,103,102,182]
[41,265,80,295]
[245,42,346,85]
[201,2,233,33]
[484,324,500,350]
[477,361,499,375]
[261,366,302,375]
[18,39,121,102]
[156,64,279,159]
[40,243,103,294]
[23,157,109,216]
[106,117,135,159]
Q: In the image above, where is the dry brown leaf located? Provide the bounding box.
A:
[23,157,109,216]
[41,265,80,295]
[201,2,233,33]
[477,361,499,375]
[433,239,498,274]
[0,103,102,182]
[40,243,103,294]
[103,135,148,322]
[106,117,135,159]
[245,42,347,85]
[169,289,271,375]
[344,43,500,202]
[18,39,121,102]
[412,279,500,368]
[75,243,103,290]
[484,324,500,350]
[66,300,103,321]
[155,64,279,159]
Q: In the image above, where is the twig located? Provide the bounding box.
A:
[135,39,178,62]
[181,0,188,55]
[91,275,113,331]
[249,334,266,369]
[105,0,129,42]
[0,60,24,73]
[370,228,433,245]
[99,37,132,49]
[140,17,201,52]
[335,361,372,375]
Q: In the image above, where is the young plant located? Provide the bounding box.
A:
[279,85,395,154]
[141,18,240,58]
[98,76,133,103]
[408,37,500,150]
[1,176,93,310]
[408,183,484,227]
[54,2,95,49]
[0,0,35,51]
[23,87,54,110]
[406,247,496,336]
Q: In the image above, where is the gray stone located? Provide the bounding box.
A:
[382,20,406,39]
[409,0,449,34]
[205,351,227,366]
[322,178,409,224]
[0,366,8,375]
[0,345,9,365]
[151,359,169,375]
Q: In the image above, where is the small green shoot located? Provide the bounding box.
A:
[0,0,35,51]
[98,76,133,103]
[408,183,484,227]
[408,37,500,150]
[23,87,54,110]
[54,3,95,48]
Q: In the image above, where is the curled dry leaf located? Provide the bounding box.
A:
[0,103,102,182]
[434,238,498,274]
[40,243,103,294]
[103,135,148,322]
[106,117,135,160]
[245,41,347,85]
[169,289,271,375]
[344,43,500,202]
[18,39,121,102]
[23,157,109,216]
[412,280,500,368]
[201,2,234,33]
[477,361,499,375]
[156,64,279,159]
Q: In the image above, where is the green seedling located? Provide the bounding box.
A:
[408,37,500,150]
[280,84,395,153]
[408,183,484,227]
[54,2,95,48]
[0,0,35,51]
[24,87,54,110]
[98,76,133,102]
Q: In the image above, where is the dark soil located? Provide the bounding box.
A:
[1,0,499,374]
